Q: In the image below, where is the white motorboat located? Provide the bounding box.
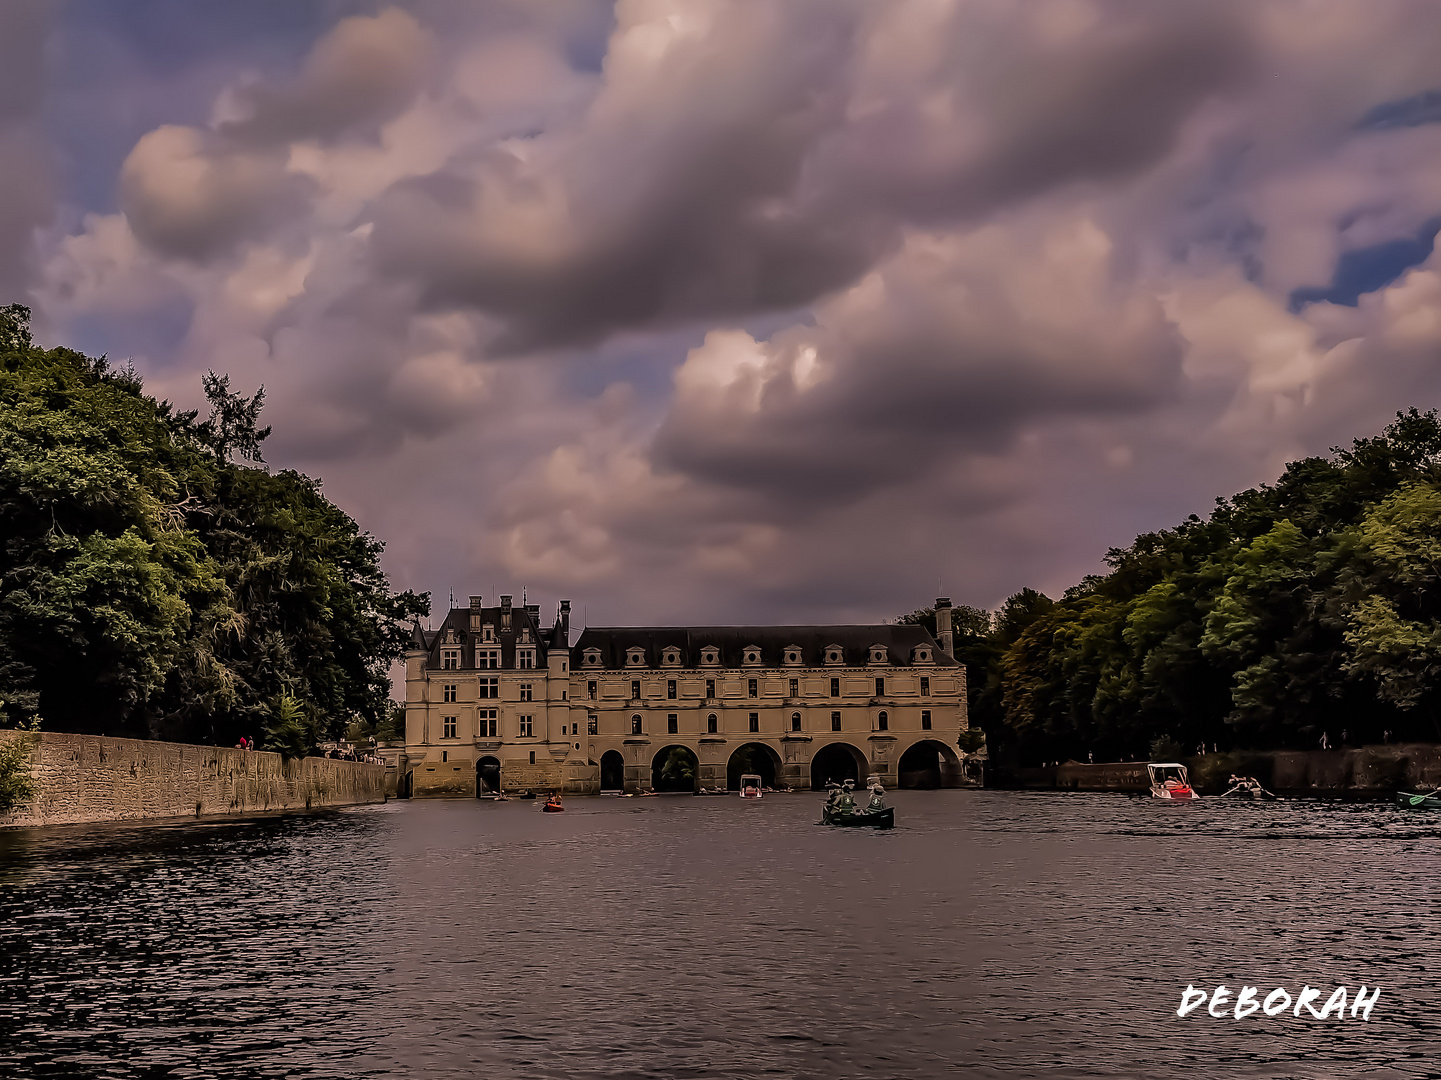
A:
[1147,762,1199,800]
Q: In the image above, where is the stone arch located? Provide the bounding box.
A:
[651,744,699,792]
[727,742,782,790]
[897,739,965,789]
[810,742,868,790]
[476,756,501,796]
[600,749,625,791]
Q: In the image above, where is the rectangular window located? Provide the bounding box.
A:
[519,715,534,737]
[517,649,535,669]
[667,714,678,734]
[441,649,460,670]
[748,712,759,733]
[519,683,533,702]
[705,679,716,698]
[571,722,578,736]
[442,716,457,739]
[443,683,457,703]
[587,715,598,735]
[478,709,497,737]
[668,679,677,699]
[707,714,717,733]
[442,750,448,763]
[921,710,932,730]
[477,649,500,669]
[831,711,841,732]
[529,750,535,765]
[791,713,801,732]
[788,677,798,698]
[875,677,884,697]
[878,712,889,731]
[631,716,643,735]
[830,677,840,697]
[588,680,597,700]
[921,676,930,696]
[748,678,758,698]
[479,677,498,699]
[631,680,641,700]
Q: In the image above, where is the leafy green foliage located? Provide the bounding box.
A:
[0,306,428,747]
[0,736,34,815]
[921,409,1441,767]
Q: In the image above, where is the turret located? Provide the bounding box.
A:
[935,597,954,660]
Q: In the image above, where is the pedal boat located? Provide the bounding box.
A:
[821,802,895,829]
[738,774,763,799]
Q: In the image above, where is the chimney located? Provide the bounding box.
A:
[469,595,483,631]
[500,594,512,631]
[525,603,540,628]
[935,597,954,659]
[559,600,571,646]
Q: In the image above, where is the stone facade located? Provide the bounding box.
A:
[0,731,387,828]
[401,594,969,797]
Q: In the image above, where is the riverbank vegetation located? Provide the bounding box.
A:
[910,410,1441,769]
[0,305,427,752]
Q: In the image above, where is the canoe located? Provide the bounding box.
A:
[821,804,895,829]
[1395,791,1441,809]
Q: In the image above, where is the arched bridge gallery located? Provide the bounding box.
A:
[395,594,973,797]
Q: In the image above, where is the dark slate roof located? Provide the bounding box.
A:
[420,604,555,670]
[570,625,955,668]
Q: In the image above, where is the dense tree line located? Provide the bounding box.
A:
[907,410,1441,768]
[0,305,427,753]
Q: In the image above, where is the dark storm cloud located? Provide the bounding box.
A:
[218,7,430,146]
[369,1,1257,352]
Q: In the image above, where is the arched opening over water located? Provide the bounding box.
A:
[810,742,867,790]
[476,756,501,796]
[651,745,699,792]
[726,742,781,790]
[897,740,965,788]
[600,750,625,791]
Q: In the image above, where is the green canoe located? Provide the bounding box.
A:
[1396,791,1441,809]
[821,804,895,829]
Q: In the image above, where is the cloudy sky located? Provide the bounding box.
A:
[10,0,1441,628]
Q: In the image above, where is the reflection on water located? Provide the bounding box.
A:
[0,792,1436,1079]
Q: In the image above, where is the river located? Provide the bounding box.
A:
[0,791,1435,1079]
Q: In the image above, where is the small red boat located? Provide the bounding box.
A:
[542,796,565,812]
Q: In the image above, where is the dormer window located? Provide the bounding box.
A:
[520,627,531,644]
[701,650,718,666]
[583,648,602,668]
[742,646,762,666]
[783,646,803,666]
[440,648,460,670]
[913,646,932,664]
[824,645,845,665]
[482,624,495,643]
[663,650,680,666]
[443,628,460,645]
[870,644,889,664]
[627,648,646,667]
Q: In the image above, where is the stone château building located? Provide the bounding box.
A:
[400,594,968,797]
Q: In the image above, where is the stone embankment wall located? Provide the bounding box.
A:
[1009,743,1441,796]
[0,730,386,828]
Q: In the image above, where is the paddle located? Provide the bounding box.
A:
[1407,787,1441,805]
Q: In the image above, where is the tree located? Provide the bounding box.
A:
[0,306,428,746]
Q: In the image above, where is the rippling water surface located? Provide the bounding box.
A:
[1,791,1436,1079]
